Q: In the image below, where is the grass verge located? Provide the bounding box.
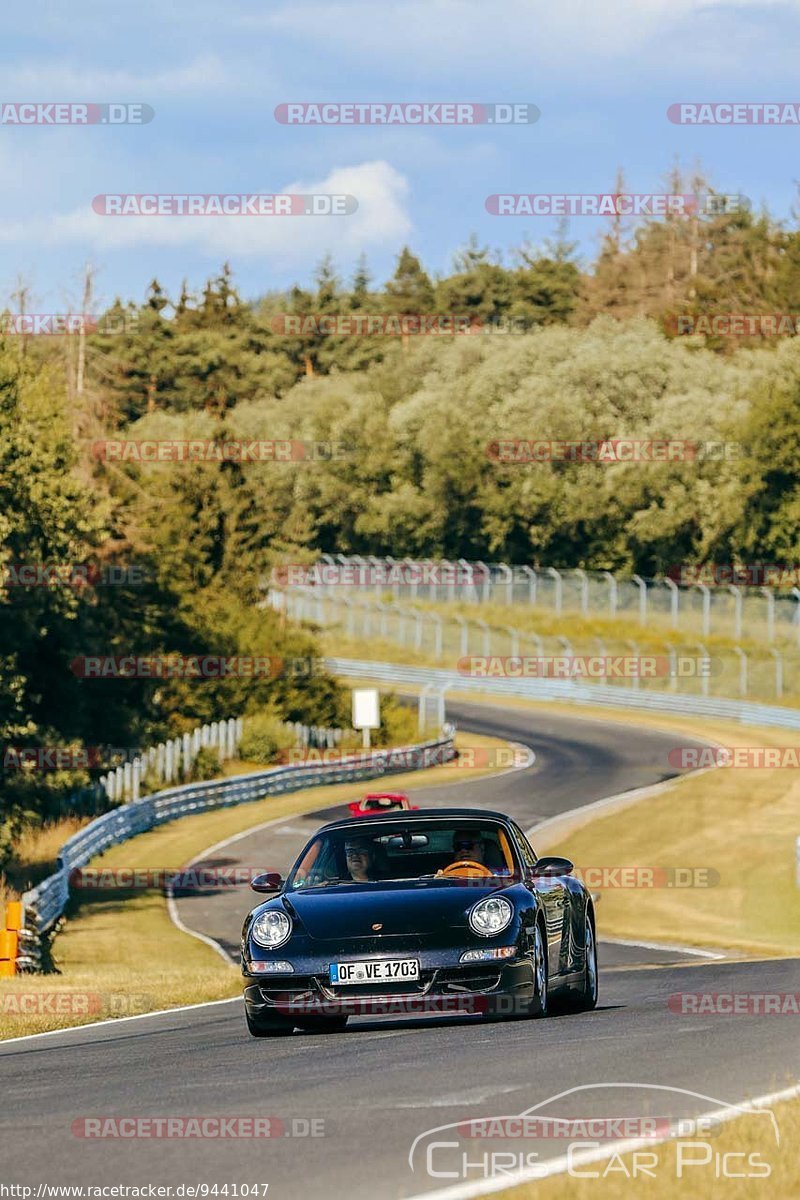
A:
[488,1095,799,1200]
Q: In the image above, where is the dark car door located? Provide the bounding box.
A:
[510,821,569,980]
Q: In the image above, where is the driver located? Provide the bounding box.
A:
[344,836,376,883]
[450,829,486,865]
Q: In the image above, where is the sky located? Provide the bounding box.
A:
[1,0,799,311]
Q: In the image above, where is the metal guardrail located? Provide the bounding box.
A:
[19,728,456,967]
[325,657,800,731]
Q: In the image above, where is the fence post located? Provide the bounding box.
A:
[476,561,491,604]
[664,577,679,629]
[574,568,589,616]
[521,565,537,606]
[692,583,711,638]
[526,631,544,659]
[732,646,748,696]
[547,567,563,615]
[690,642,711,697]
[460,558,479,604]
[770,648,784,699]
[504,625,520,658]
[182,733,192,777]
[601,571,618,618]
[625,640,640,689]
[728,585,743,641]
[632,575,647,627]
[431,612,443,660]
[474,619,491,658]
[791,588,800,647]
[454,615,469,658]
[594,639,607,686]
[496,562,513,606]
[760,587,776,644]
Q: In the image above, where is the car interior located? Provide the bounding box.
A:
[290,824,517,886]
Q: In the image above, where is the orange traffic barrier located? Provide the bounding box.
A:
[5,901,23,932]
[0,928,18,976]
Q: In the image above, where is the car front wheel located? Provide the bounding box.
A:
[523,920,549,1019]
[246,1010,295,1038]
[566,915,598,1012]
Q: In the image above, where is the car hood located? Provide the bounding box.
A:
[281,881,508,939]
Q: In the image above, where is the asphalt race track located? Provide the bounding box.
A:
[2,700,797,1199]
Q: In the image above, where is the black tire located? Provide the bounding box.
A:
[245,1010,295,1038]
[295,1016,349,1034]
[565,912,598,1012]
[520,919,549,1018]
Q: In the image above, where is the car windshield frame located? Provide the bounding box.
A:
[285,817,523,891]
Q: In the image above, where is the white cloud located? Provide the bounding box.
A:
[0,161,413,265]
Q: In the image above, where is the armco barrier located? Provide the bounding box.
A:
[17,728,455,971]
[324,657,800,731]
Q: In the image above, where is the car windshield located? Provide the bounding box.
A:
[286,820,518,890]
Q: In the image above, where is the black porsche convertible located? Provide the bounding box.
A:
[241,807,597,1036]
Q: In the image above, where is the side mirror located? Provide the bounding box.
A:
[251,872,283,893]
[531,856,574,878]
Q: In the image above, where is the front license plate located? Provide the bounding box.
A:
[330,958,420,984]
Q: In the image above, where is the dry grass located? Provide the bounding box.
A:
[1,815,91,899]
[492,1096,800,1200]
[534,722,800,957]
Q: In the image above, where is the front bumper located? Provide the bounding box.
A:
[243,957,535,1020]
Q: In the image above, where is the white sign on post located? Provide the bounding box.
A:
[352,688,380,748]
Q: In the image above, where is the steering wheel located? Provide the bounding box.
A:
[438,859,493,879]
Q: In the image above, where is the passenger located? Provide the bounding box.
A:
[344,837,376,883]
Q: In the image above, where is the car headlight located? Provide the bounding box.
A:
[469,896,513,937]
[251,910,292,948]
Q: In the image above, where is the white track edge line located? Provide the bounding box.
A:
[0,996,241,1048]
